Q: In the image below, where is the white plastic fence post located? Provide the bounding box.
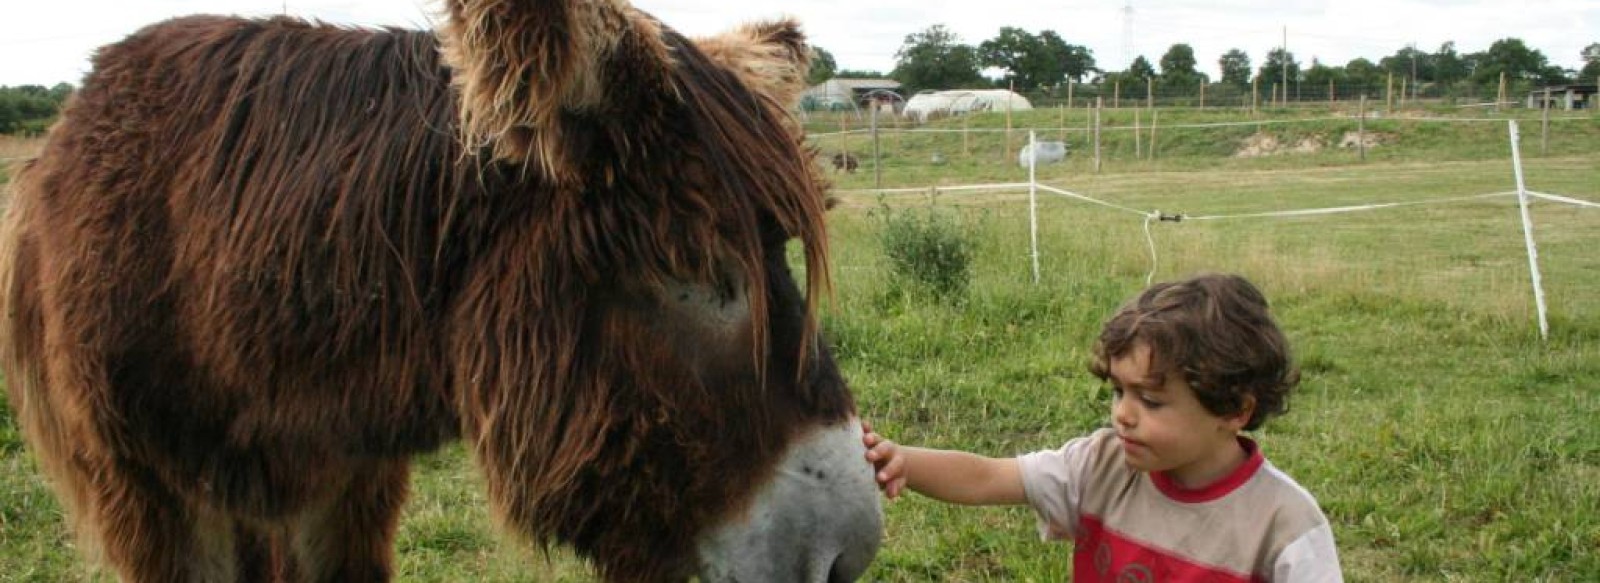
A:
[1507,121,1550,341]
[1028,131,1041,284]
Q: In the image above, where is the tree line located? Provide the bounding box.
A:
[807,27,1600,102]
[0,84,73,135]
[7,35,1598,135]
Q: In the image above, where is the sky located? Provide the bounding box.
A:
[3,1,1596,87]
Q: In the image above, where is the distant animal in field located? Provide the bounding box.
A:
[0,1,882,581]
[1018,140,1069,168]
[831,152,859,173]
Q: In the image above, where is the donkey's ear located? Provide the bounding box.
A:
[439,0,673,176]
[694,19,812,110]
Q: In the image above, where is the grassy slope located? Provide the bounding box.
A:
[2,108,1597,580]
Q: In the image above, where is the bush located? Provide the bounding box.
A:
[877,203,973,301]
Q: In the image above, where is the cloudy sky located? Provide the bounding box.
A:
[3,1,1595,87]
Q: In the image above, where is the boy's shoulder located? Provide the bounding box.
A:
[1244,458,1331,532]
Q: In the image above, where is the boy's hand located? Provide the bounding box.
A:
[861,420,907,499]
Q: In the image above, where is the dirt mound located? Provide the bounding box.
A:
[1338,131,1390,150]
[1234,130,1393,157]
[1234,132,1325,158]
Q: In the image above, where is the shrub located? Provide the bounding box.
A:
[877,203,973,301]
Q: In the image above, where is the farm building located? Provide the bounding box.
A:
[901,89,1033,122]
[1525,84,1597,110]
[800,78,902,111]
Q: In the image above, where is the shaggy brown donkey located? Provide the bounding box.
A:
[0,1,880,581]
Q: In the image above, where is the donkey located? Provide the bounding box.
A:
[0,1,880,581]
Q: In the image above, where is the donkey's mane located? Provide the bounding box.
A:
[151,16,830,372]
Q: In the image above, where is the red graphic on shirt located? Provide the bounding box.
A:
[1072,516,1261,583]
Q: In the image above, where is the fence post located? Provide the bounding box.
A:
[1028,131,1040,284]
[962,113,970,157]
[1005,81,1015,164]
[1507,121,1549,341]
[1059,104,1066,142]
[1199,82,1206,109]
[838,114,849,162]
[1150,109,1158,160]
[1496,72,1507,113]
[1251,77,1259,114]
[1386,72,1393,113]
[1357,95,1367,162]
[1541,87,1551,156]
[1094,97,1103,173]
[1084,97,1094,172]
[870,103,881,190]
[1134,108,1142,159]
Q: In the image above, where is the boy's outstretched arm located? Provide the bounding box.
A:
[862,421,1027,506]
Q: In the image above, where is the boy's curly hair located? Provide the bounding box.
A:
[1089,273,1299,431]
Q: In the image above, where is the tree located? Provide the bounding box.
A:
[1343,58,1382,96]
[1467,38,1551,85]
[976,28,1094,90]
[972,28,1091,90]
[835,70,887,79]
[1433,42,1469,86]
[807,46,838,85]
[891,25,985,94]
[0,85,65,134]
[978,27,1046,89]
[1037,31,1096,86]
[1380,45,1432,83]
[1255,48,1302,98]
[1302,58,1345,96]
[1036,31,1100,87]
[1218,49,1251,88]
[1104,56,1157,97]
[1158,44,1203,90]
[1579,42,1600,81]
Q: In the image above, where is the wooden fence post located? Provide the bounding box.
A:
[1094,97,1103,173]
[1150,109,1159,160]
[1251,77,1259,114]
[1541,87,1551,156]
[1005,81,1015,163]
[1134,108,1142,159]
[1386,72,1394,113]
[1358,95,1367,162]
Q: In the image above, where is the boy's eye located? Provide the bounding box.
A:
[1139,395,1164,409]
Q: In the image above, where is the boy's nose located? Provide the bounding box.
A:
[1111,396,1135,429]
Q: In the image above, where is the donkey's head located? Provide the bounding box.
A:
[440,1,879,580]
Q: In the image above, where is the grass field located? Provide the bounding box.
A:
[2,107,1597,581]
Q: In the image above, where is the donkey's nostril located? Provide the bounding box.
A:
[828,549,873,583]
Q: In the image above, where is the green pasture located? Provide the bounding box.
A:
[2,108,1597,581]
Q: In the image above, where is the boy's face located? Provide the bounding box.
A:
[1107,341,1251,489]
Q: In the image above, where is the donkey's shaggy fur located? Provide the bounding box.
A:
[0,2,862,581]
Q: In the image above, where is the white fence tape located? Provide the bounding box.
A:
[1527,191,1600,209]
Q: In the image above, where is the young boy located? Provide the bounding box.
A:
[863,273,1342,582]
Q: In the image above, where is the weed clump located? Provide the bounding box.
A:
[877,203,973,302]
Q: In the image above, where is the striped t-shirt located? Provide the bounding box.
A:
[1018,428,1342,582]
